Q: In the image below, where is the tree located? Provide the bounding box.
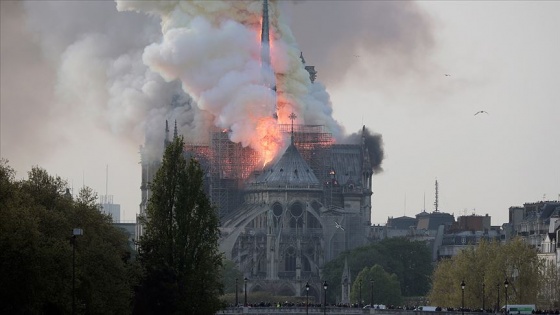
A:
[0,159,134,314]
[351,265,402,306]
[135,136,223,315]
[221,258,243,294]
[539,261,560,308]
[323,237,432,302]
[428,238,542,309]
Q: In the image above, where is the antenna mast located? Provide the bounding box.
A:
[434,179,439,212]
[404,192,407,216]
[105,164,109,197]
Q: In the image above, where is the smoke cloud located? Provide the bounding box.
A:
[1,0,398,174]
[117,0,345,160]
[287,1,434,87]
[345,127,385,173]
[0,1,214,165]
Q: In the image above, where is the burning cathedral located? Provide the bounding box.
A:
[135,0,381,301]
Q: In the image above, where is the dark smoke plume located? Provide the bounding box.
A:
[345,127,384,174]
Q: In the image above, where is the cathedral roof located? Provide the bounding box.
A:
[248,140,320,190]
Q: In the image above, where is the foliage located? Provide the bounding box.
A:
[323,237,432,302]
[428,238,542,309]
[539,261,560,308]
[134,137,223,315]
[0,159,135,314]
[222,258,243,294]
[351,265,402,306]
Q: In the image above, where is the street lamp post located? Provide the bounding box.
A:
[461,280,466,315]
[71,228,83,315]
[496,284,500,313]
[359,279,362,307]
[323,281,328,315]
[482,282,485,311]
[370,279,374,307]
[235,278,238,307]
[306,282,310,315]
[504,279,509,315]
[244,277,248,307]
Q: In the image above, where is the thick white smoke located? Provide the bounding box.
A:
[16,1,213,162]
[117,0,345,157]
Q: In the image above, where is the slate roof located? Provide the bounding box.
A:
[248,141,320,190]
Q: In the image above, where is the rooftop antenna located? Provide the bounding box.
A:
[105,164,109,197]
[423,192,426,212]
[434,178,439,212]
[404,192,407,216]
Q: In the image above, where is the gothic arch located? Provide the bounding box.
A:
[220,200,325,259]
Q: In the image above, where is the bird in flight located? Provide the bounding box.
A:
[474,110,489,116]
[334,220,345,231]
[444,74,451,77]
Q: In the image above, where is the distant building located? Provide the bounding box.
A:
[506,201,560,308]
[99,195,120,223]
[387,216,417,230]
[373,211,507,262]
[508,201,560,247]
[452,213,491,232]
[113,222,137,253]
[437,228,501,259]
[417,210,454,231]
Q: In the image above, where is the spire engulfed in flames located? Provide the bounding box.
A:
[117,0,345,164]
[255,117,281,166]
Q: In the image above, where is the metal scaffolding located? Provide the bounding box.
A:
[184,124,335,219]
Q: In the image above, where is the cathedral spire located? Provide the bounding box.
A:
[173,120,178,139]
[260,0,271,67]
[261,0,277,119]
[164,120,170,147]
[261,0,270,47]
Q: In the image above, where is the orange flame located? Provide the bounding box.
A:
[254,117,282,166]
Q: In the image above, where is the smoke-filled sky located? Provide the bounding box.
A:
[1,1,559,225]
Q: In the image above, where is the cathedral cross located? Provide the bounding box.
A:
[289,112,297,134]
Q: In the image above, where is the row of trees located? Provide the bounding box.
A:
[0,136,226,314]
[429,238,560,310]
[0,160,136,313]
[323,237,433,305]
[5,135,557,313]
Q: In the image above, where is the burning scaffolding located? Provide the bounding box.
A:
[184,124,335,219]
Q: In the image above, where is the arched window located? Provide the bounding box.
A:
[272,203,283,228]
[290,202,304,228]
[272,203,283,216]
[290,202,303,217]
[284,247,296,271]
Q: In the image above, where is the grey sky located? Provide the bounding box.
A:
[1,1,558,225]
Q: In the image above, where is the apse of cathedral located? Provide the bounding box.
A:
[217,125,373,299]
[140,120,373,300]
[138,0,375,301]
